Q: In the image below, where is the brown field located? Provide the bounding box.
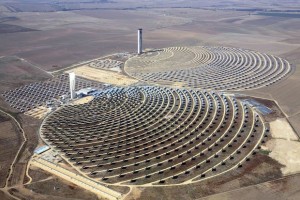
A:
[289,114,300,138]
[0,100,44,197]
[5,113,41,187]
[199,173,300,200]
[0,0,299,199]
[0,191,14,200]
[67,66,139,86]
[0,114,20,188]
[0,56,51,92]
[10,177,100,200]
[0,23,37,34]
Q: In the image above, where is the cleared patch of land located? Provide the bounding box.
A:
[260,118,300,176]
[270,118,298,141]
[0,191,14,200]
[67,66,138,86]
[266,139,300,175]
[72,96,94,105]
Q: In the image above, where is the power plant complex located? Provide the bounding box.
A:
[1,27,295,200]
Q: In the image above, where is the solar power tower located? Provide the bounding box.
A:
[138,28,143,54]
[69,72,76,99]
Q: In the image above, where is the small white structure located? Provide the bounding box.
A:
[76,87,96,97]
[69,72,76,99]
[138,28,143,55]
[61,94,68,100]
[34,145,50,154]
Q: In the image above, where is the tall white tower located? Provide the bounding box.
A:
[138,28,142,55]
[69,72,76,99]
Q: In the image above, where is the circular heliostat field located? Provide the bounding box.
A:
[124,46,292,91]
[41,86,268,186]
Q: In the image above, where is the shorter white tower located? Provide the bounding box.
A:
[138,28,142,55]
[69,72,76,99]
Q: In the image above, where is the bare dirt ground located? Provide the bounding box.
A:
[22,177,100,200]
[7,180,100,200]
[13,114,41,182]
[199,173,300,200]
[289,114,300,138]
[0,113,20,188]
[0,97,45,198]
[262,118,300,176]
[67,66,138,86]
[267,139,300,175]
[0,56,51,92]
[270,118,298,141]
[28,167,52,182]
[0,191,14,200]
